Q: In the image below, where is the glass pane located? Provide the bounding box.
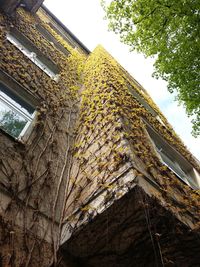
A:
[0,83,34,118]
[160,151,188,183]
[0,100,28,138]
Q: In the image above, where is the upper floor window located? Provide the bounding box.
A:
[36,24,70,57]
[48,22,76,49]
[144,120,200,190]
[0,72,37,140]
[128,85,165,126]
[7,28,59,80]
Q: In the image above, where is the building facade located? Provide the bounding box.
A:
[0,1,200,266]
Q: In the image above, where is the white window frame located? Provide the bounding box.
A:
[143,119,200,189]
[0,72,38,141]
[7,29,59,80]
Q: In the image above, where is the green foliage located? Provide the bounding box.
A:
[103,0,200,136]
[0,110,26,138]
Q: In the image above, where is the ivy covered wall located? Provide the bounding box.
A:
[0,5,199,267]
[62,46,200,241]
[0,7,86,266]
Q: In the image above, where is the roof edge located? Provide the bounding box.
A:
[41,4,91,55]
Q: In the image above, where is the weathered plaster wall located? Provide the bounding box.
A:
[0,7,86,266]
[0,215,53,267]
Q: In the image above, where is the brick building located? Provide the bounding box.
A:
[0,1,200,266]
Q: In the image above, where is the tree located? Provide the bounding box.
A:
[0,110,26,138]
[102,0,200,136]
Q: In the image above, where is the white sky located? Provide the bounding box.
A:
[44,0,200,160]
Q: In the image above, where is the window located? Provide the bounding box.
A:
[7,28,59,80]
[0,72,37,140]
[128,85,165,126]
[156,115,165,126]
[36,24,70,56]
[144,120,200,189]
[48,22,76,49]
[128,85,157,116]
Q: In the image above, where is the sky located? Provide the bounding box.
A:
[44,0,200,160]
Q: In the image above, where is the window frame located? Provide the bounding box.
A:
[143,119,200,189]
[36,24,70,57]
[6,28,59,80]
[0,70,38,142]
[128,84,166,126]
[48,21,76,49]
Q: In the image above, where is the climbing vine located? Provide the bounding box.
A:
[0,6,199,267]
[0,7,86,267]
[65,45,200,237]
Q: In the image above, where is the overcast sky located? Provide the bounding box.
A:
[44,0,200,160]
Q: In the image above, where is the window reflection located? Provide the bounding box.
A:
[0,82,35,139]
[0,103,27,138]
